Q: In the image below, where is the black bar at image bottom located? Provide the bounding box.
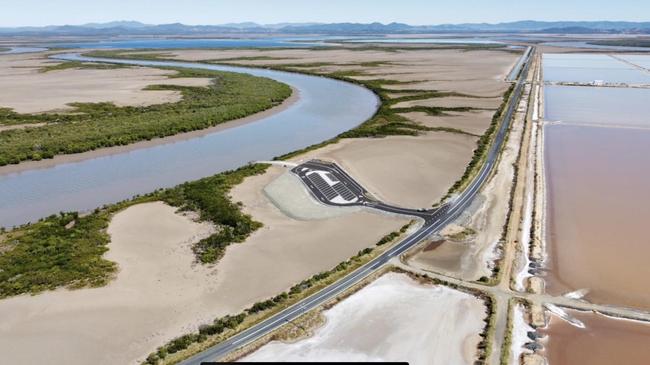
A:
[211,363,409,365]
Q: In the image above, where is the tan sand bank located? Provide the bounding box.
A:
[242,272,487,364]
[136,47,517,99]
[0,202,216,365]
[0,53,211,113]
[385,79,511,97]
[392,96,502,109]
[400,110,496,136]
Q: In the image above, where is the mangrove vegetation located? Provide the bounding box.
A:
[0,66,291,165]
[0,164,267,298]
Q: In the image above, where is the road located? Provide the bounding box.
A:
[179,47,533,364]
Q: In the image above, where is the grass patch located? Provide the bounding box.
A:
[447,227,477,241]
[0,164,268,298]
[39,61,127,73]
[0,67,291,166]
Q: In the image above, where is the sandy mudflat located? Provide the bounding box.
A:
[386,79,511,97]
[294,132,477,208]
[392,96,502,109]
[161,48,516,77]
[0,167,406,364]
[0,202,216,365]
[400,110,495,136]
[242,273,486,364]
[156,47,517,99]
[215,166,409,313]
[0,53,211,113]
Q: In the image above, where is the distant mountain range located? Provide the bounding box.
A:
[1,20,650,36]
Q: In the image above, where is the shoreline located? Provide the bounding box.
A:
[0,86,299,176]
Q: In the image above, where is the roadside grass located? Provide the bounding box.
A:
[0,67,291,166]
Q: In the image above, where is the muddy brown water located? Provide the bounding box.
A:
[413,239,467,274]
[540,309,650,365]
[544,124,650,309]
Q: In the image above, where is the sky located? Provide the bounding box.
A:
[1,0,648,27]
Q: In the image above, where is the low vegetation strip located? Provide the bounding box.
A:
[0,164,267,298]
[0,67,291,166]
[588,39,650,48]
[38,60,128,73]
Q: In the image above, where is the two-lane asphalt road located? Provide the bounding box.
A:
[179,46,533,365]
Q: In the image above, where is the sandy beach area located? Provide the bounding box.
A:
[242,272,487,364]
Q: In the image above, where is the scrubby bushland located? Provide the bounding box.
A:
[0,67,291,166]
[0,211,116,298]
[159,164,268,264]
